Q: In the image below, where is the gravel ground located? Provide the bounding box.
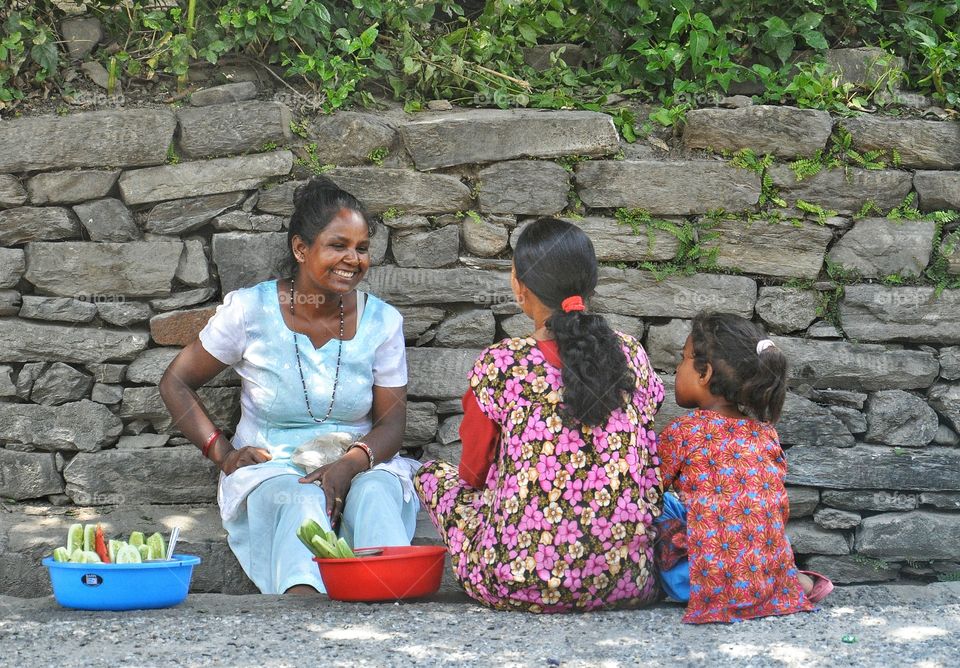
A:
[3,583,959,667]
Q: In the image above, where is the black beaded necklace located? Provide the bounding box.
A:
[289,279,343,424]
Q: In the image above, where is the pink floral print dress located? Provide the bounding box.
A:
[414,334,664,613]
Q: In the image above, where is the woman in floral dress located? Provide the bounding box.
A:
[415,218,664,613]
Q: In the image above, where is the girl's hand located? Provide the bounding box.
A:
[220,446,272,475]
[299,450,367,528]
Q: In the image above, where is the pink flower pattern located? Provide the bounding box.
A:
[415,334,664,612]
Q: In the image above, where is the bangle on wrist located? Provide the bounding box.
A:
[202,428,223,459]
[348,441,374,470]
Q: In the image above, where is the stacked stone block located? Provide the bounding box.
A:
[1,87,959,595]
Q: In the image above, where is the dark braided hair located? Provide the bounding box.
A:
[513,218,634,426]
[284,176,374,274]
[689,312,788,423]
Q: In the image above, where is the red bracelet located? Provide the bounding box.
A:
[202,429,223,459]
[348,441,374,470]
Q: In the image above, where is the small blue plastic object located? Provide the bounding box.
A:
[42,554,201,611]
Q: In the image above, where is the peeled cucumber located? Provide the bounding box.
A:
[146,532,165,560]
[55,526,173,563]
[108,540,125,563]
[83,524,96,552]
[66,524,84,554]
[298,520,356,559]
[336,537,355,559]
[310,535,338,559]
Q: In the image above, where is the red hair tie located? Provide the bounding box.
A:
[561,295,585,313]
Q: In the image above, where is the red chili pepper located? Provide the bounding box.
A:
[94,524,110,563]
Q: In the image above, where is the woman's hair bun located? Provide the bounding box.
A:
[293,176,341,207]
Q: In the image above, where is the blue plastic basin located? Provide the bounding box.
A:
[42,554,201,611]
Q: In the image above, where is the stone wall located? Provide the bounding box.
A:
[1,84,959,595]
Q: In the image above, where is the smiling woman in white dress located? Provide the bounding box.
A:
[159,177,419,595]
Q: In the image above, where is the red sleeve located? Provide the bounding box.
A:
[458,388,500,489]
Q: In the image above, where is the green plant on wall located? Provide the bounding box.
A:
[556,154,588,173]
[789,153,826,182]
[925,218,960,295]
[165,142,181,165]
[295,142,334,175]
[887,192,924,220]
[367,146,389,166]
[796,199,837,225]
[788,126,900,188]
[854,199,882,218]
[830,126,891,170]
[821,256,863,311]
[730,149,784,207]
[382,206,403,220]
[615,207,720,280]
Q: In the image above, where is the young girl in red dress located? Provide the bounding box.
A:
[656,312,833,623]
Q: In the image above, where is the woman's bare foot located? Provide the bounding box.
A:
[284,584,321,596]
[798,572,814,595]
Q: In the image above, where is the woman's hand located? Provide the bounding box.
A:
[220,446,272,475]
[299,448,368,528]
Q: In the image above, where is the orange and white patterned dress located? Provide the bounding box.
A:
[658,410,817,623]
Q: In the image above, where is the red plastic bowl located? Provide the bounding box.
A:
[314,545,447,602]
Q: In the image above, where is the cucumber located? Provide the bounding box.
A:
[66,523,84,554]
[310,535,339,559]
[129,531,144,547]
[52,547,70,562]
[299,519,357,558]
[138,544,150,561]
[69,548,85,563]
[83,524,96,552]
[146,532,165,560]
[336,537,355,559]
[108,540,125,562]
[82,550,102,563]
[115,544,142,564]
[300,519,324,544]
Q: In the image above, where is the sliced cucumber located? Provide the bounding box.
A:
[108,539,125,563]
[146,532,165,560]
[83,524,96,552]
[115,544,142,564]
[66,523,84,554]
[336,537,355,559]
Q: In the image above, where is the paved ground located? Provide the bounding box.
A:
[3,583,959,667]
